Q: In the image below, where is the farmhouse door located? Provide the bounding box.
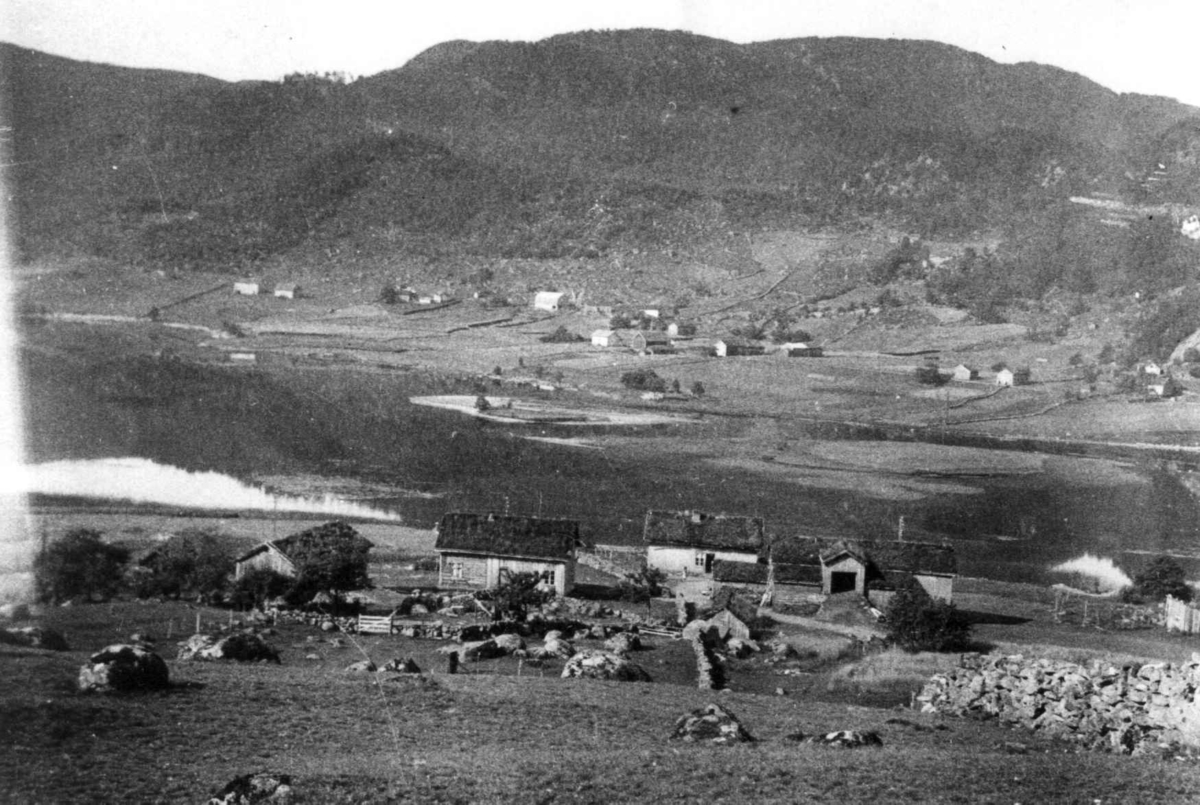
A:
[830,571,857,594]
[704,553,715,574]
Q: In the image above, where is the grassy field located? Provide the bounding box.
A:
[4,601,1200,803]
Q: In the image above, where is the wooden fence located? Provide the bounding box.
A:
[355,615,396,635]
[1164,595,1200,634]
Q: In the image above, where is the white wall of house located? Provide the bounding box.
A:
[233,282,259,296]
[438,553,572,595]
[534,292,565,312]
[646,546,758,577]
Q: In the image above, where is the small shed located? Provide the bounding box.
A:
[273,283,298,300]
[534,292,566,313]
[233,280,259,296]
[434,512,578,595]
[952,364,979,381]
[782,343,824,358]
[995,368,1015,387]
[1143,362,1163,377]
[714,338,765,358]
[235,521,373,581]
[631,331,672,354]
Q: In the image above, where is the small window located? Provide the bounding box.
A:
[694,554,706,567]
[541,569,554,584]
[448,561,465,580]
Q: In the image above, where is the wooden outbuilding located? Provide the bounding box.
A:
[233,280,259,296]
[714,338,766,357]
[533,291,566,313]
[952,364,979,381]
[235,521,373,581]
[434,512,578,596]
[630,331,673,354]
[273,283,298,299]
[764,536,957,604]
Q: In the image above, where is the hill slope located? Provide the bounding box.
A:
[5,31,1200,269]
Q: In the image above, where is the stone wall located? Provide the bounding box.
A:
[918,652,1200,755]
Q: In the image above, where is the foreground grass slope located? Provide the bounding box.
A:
[3,604,1199,803]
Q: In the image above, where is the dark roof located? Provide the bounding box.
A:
[236,521,372,564]
[434,512,578,561]
[643,510,764,551]
[712,559,768,584]
[766,536,956,577]
[774,563,824,585]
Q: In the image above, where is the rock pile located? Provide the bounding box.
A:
[671,704,755,744]
[799,730,884,748]
[561,649,652,682]
[208,771,293,804]
[381,657,421,674]
[178,632,280,664]
[78,644,170,693]
[919,653,1200,755]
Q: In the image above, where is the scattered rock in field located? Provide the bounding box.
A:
[604,632,641,656]
[208,771,294,804]
[328,638,346,648]
[458,639,505,662]
[535,637,574,660]
[0,626,69,651]
[543,630,564,641]
[381,657,421,674]
[128,632,155,646]
[671,704,755,744]
[178,632,280,663]
[304,653,320,661]
[78,644,170,693]
[725,638,758,659]
[410,603,429,615]
[807,730,883,748]
[344,660,376,673]
[775,687,787,696]
[493,633,526,654]
[319,620,336,633]
[562,650,651,682]
[1003,741,1029,755]
[589,624,608,640]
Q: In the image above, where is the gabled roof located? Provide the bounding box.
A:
[434,512,578,561]
[235,521,372,564]
[766,536,956,577]
[643,510,764,551]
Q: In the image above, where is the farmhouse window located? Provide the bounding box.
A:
[694,554,706,567]
[540,569,554,584]
[448,561,465,580]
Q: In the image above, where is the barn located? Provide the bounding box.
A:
[234,521,373,581]
[765,536,957,604]
[714,337,766,357]
[533,291,566,313]
[434,512,578,596]
[630,331,672,354]
[952,364,979,381]
[233,280,259,296]
[273,283,298,299]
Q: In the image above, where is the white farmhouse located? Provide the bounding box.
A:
[533,291,566,313]
[434,512,577,596]
[233,280,259,296]
[644,510,764,602]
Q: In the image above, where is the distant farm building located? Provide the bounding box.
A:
[642,309,661,319]
[1143,362,1163,377]
[766,536,957,605]
[591,329,624,348]
[644,510,764,602]
[234,521,372,581]
[233,280,259,296]
[273,283,298,300]
[229,352,257,364]
[952,364,979,381]
[630,330,673,354]
[782,343,824,358]
[434,512,578,596]
[995,368,1014,387]
[714,338,766,357]
[534,292,566,313]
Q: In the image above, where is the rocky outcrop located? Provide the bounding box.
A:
[344,660,377,673]
[208,772,294,804]
[562,650,651,682]
[178,632,280,663]
[671,704,754,744]
[78,644,170,692]
[604,631,641,656]
[800,730,884,748]
[919,653,1200,755]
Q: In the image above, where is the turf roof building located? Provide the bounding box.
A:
[765,536,957,604]
[234,521,373,581]
[643,510,764,580]
[434,512,579,596]
[713,337,766,357]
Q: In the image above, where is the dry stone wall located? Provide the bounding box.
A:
[918,652,1200,755]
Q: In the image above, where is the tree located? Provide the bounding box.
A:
[229,568,292,611]
[379,283,400,304]
[539,325,585,343]
[475,395,492,413]
[133,530,234,604]
[281,521,372,608]
[34,528,129,604]
[484,570,550,622]
[914,364,947,386]
[621,368,667,393]
[1124,556,1192,603]
[690,381,706,397]
[620,567,667,614]
[884,579,970,652]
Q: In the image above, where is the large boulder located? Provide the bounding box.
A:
[805,730,883,749]
[0,626,69,651]
[562,650,651,682]
[671,704,755,744]
[534,637,575,660]
[381,657,421,674]
[459,639,505,662]
[209,771,294,804]
[344,660,377,673]
[78,644,170,693]
[178,632,280,663]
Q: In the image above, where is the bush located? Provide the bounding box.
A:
[621,368,667,393]
[1123,556,1192,604]
[1184,347,1200,363]
[280,521,372,608]
[34,529,129,604]
[229,568,292,610]
[691,381,706,397]
[884,580,971,652]
[379,283,400,304]
[132,529,234,604]
[483,570,551,622]
[914,365,947,386]
[619,567,667,613]
[539,325,585,343]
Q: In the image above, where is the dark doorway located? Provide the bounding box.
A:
[704,553,715,573]
[830,571,858,594]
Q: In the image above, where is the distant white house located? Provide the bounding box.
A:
[233,280,259,296]
[229,352,257,363]
[666,322,680,338]
[1182,215,1200,241]
[273,283,298,300]
[714,338,766,358]
[995,368,1015,387]
[642,309,661,319]
[534,291,566,313]
[591,329,624,348]
[630,331,672,354]
[952,364,979,381]
[1143,362,1163,377]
